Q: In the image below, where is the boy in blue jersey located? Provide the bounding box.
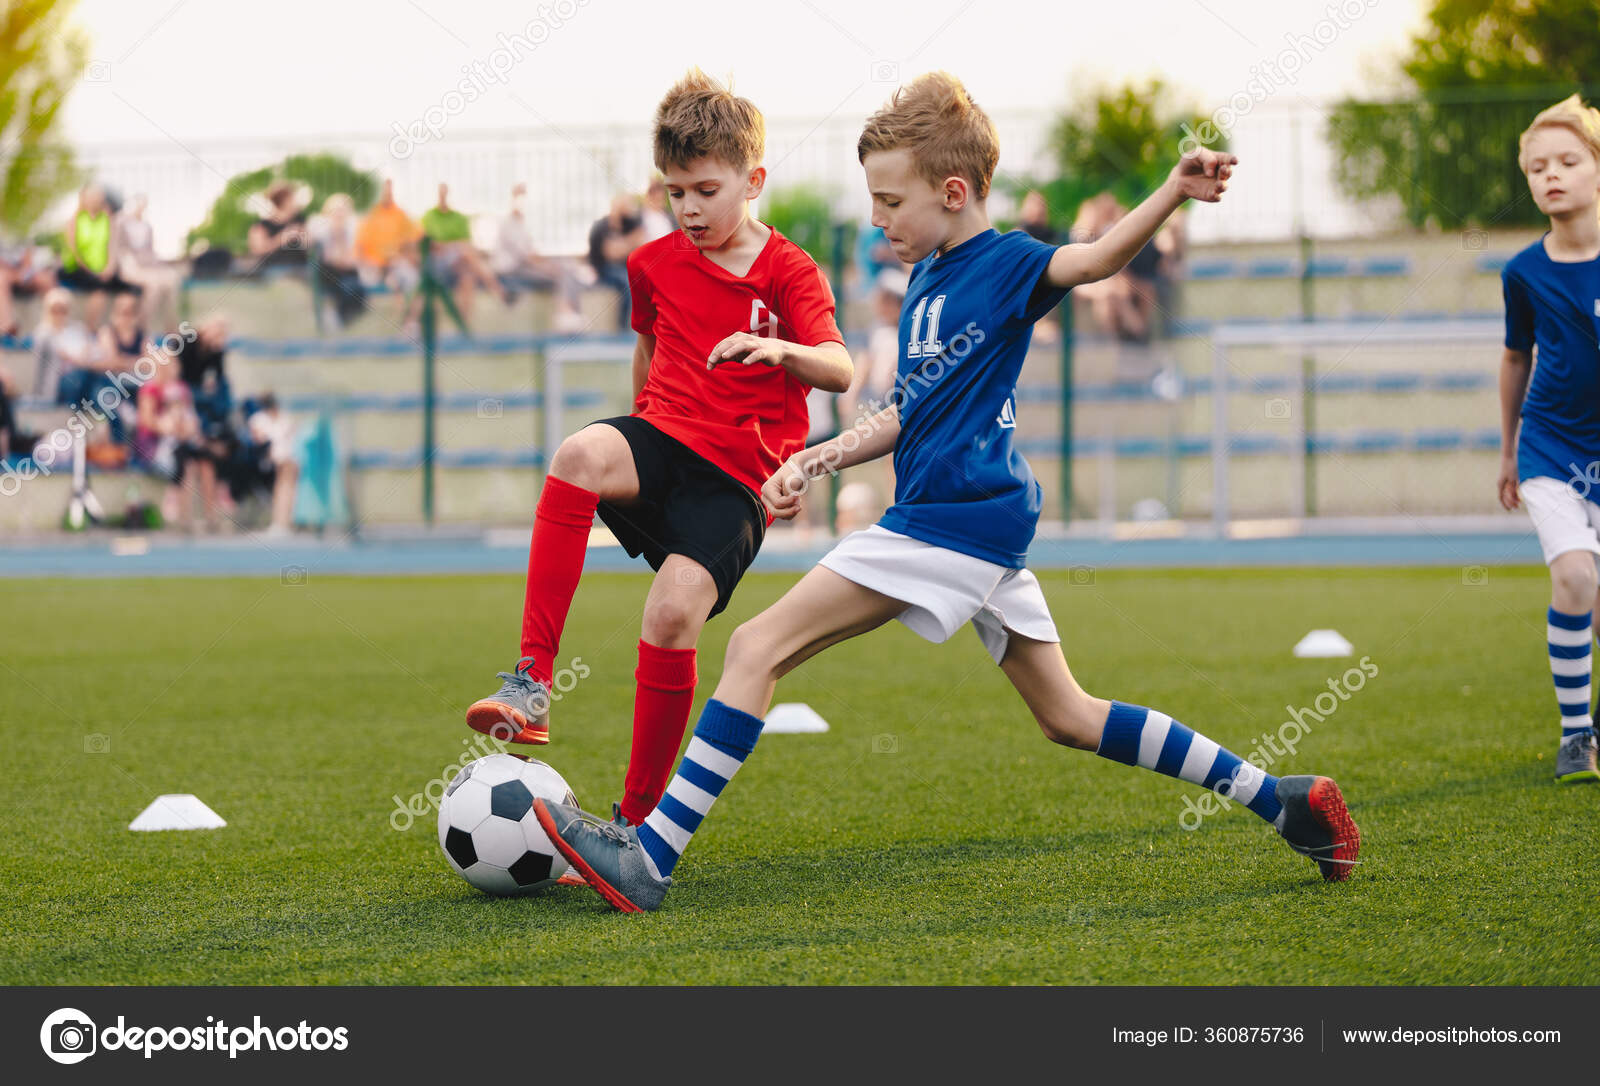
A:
[536,73,1361,911]
[1496,94,1600,783]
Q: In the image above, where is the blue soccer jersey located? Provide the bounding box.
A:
[878,228,1068,567]
[1502,237,1600,484]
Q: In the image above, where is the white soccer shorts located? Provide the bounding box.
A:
[1520,475,1600,568]
[818,524,1060,665]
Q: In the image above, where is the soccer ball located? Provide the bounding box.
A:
[436,753,577,895]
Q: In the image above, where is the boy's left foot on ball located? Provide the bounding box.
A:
[1273,774,1361,882]
[534,798,671,913]
[465,656,551,745]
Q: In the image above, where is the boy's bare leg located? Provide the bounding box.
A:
[712,565,909,716]
[996,633,1110,751]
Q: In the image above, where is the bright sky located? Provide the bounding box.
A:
[65,0,1430,145]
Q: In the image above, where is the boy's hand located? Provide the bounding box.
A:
[761,457,808,520]
[1496,452,1520,511]
[1170,149,1237,203]
[708,332,787,371]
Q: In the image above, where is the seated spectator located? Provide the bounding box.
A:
[1070,192,1156,344]
[421,182,506,322]
[1,236,56,338]
[178,316,233,447]
[59,183,137,330]
[135,349,215,532]
[247,392,299,537]
[356,179,423,334]
[854,222,899,298]
[587,193,644,331]
[0,363,24,461]
[113,194,180,330]
[493,184,582,331]
[309,193,367,328]
[1017,190,1061,245]
[247,180,311,271]
[640,176,675,241]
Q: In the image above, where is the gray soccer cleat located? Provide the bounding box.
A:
[534,798,671,913]
[1555,728,1599,783]
[1272,774,1361,882]
[465,656,551,745]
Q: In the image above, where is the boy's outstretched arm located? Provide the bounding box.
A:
[762,404,900,519]
[1497,346,1533,510]
[1045,148,1237,290]
[705,333,854,393]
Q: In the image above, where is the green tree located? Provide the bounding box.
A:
[1006,79,1219,235]
[761,184,848,270]
[0,0,88,236]
[187,153,379,254]
[1327,0,1600,229]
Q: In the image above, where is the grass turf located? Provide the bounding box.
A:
[0,565,1595,985]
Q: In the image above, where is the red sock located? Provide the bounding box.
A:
[518,475,600,684]
[620,640,698,825]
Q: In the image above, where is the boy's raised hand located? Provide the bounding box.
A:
[708,331,786,371]
[1171,149,1238,203]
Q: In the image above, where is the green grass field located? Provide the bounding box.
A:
[2,566,1595,985]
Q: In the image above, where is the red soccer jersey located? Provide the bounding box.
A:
[627,225,843,496]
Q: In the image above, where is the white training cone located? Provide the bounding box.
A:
[1293,629,1354,658]
[129,794,227,831]
[763,702,831,734]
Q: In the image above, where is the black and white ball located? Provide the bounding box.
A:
[437,753,577,895]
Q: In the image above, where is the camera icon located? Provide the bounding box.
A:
[1265,398,1292,420]
[869,59,900,84]
[1461,565,1489,586]
[1461,228,1487,251]
[40,1008,97,1064]
[281,565,308,586]
[871,733,898,754]
[83,60,111,84]
[1068,565,1096,586]
[673,564,705,587]
[477,397,504,419]
[83,733,110,754]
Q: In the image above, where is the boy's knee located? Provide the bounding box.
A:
[1038,692,1106,751]
[548,429,610,488]
[641,587,710,647]
[1551,556,1599,608]
[724,620,778,677]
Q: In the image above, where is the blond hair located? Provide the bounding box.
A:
[652,69,764,173]
[857,72,1000,199]
[1518,93,1600,173]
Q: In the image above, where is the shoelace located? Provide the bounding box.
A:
[1286,838,1361,865]
[492,656,550,711]
[565,807,630,846]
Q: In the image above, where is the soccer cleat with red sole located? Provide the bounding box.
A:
[465,656,550,745]
[1273,774,1361,882]
[534,798,670,913]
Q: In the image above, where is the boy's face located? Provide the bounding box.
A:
[662,156,764,250]
[1524,126,1600,217]
[864,149,955,263]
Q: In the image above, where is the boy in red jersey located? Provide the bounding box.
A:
[466,70,852,829]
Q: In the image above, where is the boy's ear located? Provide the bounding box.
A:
[745,166,768,200]
[942,175,971,212]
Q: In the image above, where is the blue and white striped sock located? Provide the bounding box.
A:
[1096,701,1283,823]
[637,698,763,881]
[1547,608,1593,739]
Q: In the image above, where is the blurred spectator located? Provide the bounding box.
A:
[421,183,507,323]
[640,176,675,241]
[1018,190,1061,245]
[1071,192,1156,345]
[96,291,149,377]
[247,180,311,271]
[847,268,907,423]
[854,223,899,296]
[114,194,180,330]
[309,193,368,328]
[135,348,215,532]
[247,392,299,537]
[0,363,23,461]
[492,183,582,331]
[588,193,644,331]
[59,184,135,330]
[178,316,233,448]
[1,235,56,338]
[356,180,423,333]
[30,287,133,447]
[1152,207,1189,338]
